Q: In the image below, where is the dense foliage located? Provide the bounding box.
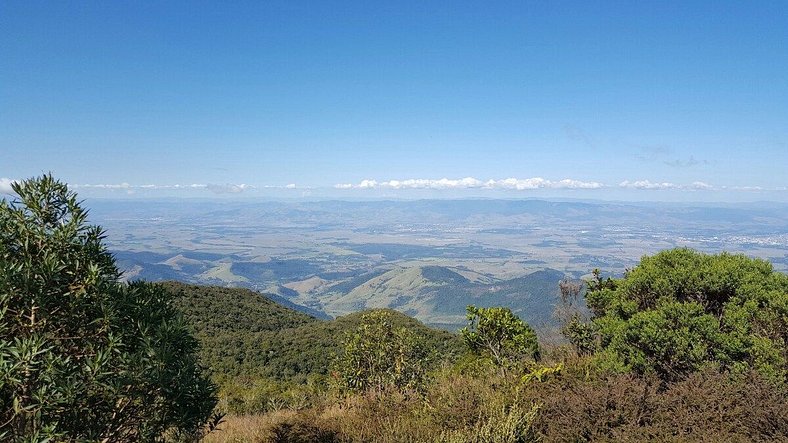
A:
[5,175,785,442]
[199,249,788,442]
[461,305,540,370]
[0,176,216,442]
[165,281,462,413]
[164,282,317,380]
[583,248,788,382]
[334,310,430,393]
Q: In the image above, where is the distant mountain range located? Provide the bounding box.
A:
[98,198,788,331]
[117,248,565,331]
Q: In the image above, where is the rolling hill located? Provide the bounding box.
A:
[312,265,566,330]
[162,281,463,383]
[123,247,569,331]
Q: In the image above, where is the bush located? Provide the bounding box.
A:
[333,310,430,393]
[529,367,787,442]
[205,361,788,442]
[462,306,540,373]
[0,175,216,441]
[583,249,788,382]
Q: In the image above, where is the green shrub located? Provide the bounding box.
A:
[582,248,788,382]
[333,310,430,393]
[462,306,540,373]
[438,403,540,443]
[0,175,217,441]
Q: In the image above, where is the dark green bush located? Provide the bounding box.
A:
[0,175,216,441]
[583,248,787,382]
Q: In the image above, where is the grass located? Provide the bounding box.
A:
[204,412,295,443]
[202,361,788,443]
[199,262,250,283]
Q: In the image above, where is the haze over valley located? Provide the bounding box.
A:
[88,198,788,330]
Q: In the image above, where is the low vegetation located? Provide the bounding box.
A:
[164,281,461,414]
[199,248,788,442]
[205,367,786,442]
[2,176,786,442]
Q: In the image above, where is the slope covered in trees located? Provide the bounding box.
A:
[163,281,464,413]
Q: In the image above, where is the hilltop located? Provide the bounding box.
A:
[127,252,569,331]
[163,281,463,384]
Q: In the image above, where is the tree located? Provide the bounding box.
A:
[554,277,597,355]
[0,175,217,442]
[585,248,788,382]
[461,306,540,373]
[334,310,429,393]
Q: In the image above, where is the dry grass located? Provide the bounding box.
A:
[203,411,295,443]
[203,366,788,443]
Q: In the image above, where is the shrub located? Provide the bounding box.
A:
[0,175,216,441]
[530,367,787,442]
[462,306,540,373]
[583,248,788,382]
[333,310,430,393]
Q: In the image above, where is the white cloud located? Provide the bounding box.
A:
[172,184,208,189]
[485,177,548,190]
[72,182,131,189]
[335,177,785,193]
[335,177,604,191]
[285,183,297,189]
[71,182,254,193]
[689,181,715,190]
[485,177,604,190]
[619,180,679,190]
[619,180,788,192]
[0,178,18,194]
[618,180,767,191]
[381,177,483,189]
[359,179,379,189]
[205,183,252,194]
[728,185,764,192]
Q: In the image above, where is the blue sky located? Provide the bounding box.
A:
[1,1,787,201]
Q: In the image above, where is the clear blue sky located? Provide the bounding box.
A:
[2,1,787,200]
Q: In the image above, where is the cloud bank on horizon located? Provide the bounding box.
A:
[0,179,261,196]
[334,177,787,192]
[334,177,604,190]
[74,182,259,194]
[2,177,786,198]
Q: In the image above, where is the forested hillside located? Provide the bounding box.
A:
[163,281,464,414]
[166,282,462,382]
